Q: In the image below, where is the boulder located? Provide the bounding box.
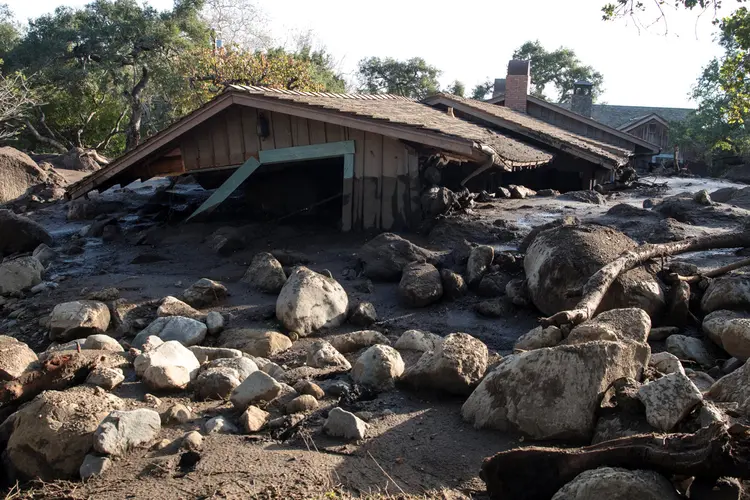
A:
[359,233,440,282]
[477,272,510,297]
[0,148,61,204]
[93,409,161,456]
[0,209,52,256]
[421,185,456,217]
[402,333,488,395]
[306,340,351,370]
[33,243,57,266]
[440,268,467,299]
[206,311,225,335]
[329,330,389,353]
[207,356,258,380]
[706,360,750,415]
[163,404,192,425]
[509,184,536,199]
[462,341,644,440]
[189,345,243,363]
[134,341,201,391]
[286,394,318,414]
[323,407,368,440]
[194,366,242,400]
[218,328,292,357]
[0,335,37,381]
[276,267,348,336]
[240,406,270,433]
[398,262,443,308]
[0,256,44,295]
[666,335,714,367]
[686,369,716,392]
[182,278,228,308]
[156,296,204,320]
[86,367,125,390]
[5,386,123,480]
[701,277,750,313]
[294,380,325,399]
[551,467,680,500]
[649,352,685,375]
[506,278,531,307]
[466,245,494,287]
[562,190,607,205]
[242,252,287,293]
[703,310,750,361]
[132,316,207,348]
[637,372,703,431]
[349,302,377,326]
[83,334,123,352]
[49,301,111,341]
[524,224,665,317]
[182,431,203,451]
[351,345,404,391]
[230,371,283,409]
[79,454,112,480]
[567,308,651,346]
[394,330,443,352]
[514,326,563,351]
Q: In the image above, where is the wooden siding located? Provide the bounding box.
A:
[179,104,421,230]
[628,119,670,150]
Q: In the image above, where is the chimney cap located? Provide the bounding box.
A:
[507,60,530,76]
[574,79,593,86]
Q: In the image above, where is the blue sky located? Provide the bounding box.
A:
[8,0,731,108]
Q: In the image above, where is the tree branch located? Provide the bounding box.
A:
[22,119,68,153]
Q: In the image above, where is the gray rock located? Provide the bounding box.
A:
[133,316,207,348]
[240,406,270,433]
[94,408,161,456]
[649,326,679,341]
[156,296,204,320]
[514,326,563,351]
[398,262,443,308]
[79,454,112,480]
[703,309,750,361]
[466,245,494,287]
[359,233,440,282]
[323,407,368,440]
[551,467,680,500]
[567,308,651,346]
[329,330,389,353]
[49,300,110,341]
[206,311,225,335]
[33,243,57,267]
[723,357,744,374]
[83,334,123,352]
[686,368,716,392]
[230,370,283,410]
[506,278,531,307]
[637,372,702,431]
[219,328,292,357]
[477,272,510,297]
[509,184,536,199]
[194,367,241,400]
[204,415,238,434]
[563,190,608,205]
[394,330,442,352]
[649,352,685,375]
[207,357,258,380]
[189,345,243,363]
[351,345,404,391]
[707,360,750,415]
[694,189,712,205]
[0,335,37,381]
[440,268,467,299]
[701,277,750,314]
[306,340,351,370]
[349,302,377,326]
[182,278,228,308]
[86,367,125,390]
[206,227,244,256]
[0,256,45,295]
[402,333,488,395]
[134,341,201,391]
[0,206,52,256]
[276,267,348,336]
[666,335,714,367]
[242,252,287,293]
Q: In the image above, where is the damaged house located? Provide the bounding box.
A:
[68,80,638,231]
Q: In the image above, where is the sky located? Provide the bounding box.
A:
[7,0,732,108]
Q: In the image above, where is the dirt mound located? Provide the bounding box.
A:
[32,147,102,173]
[710,186,750,210]
[723,164,750,184]
[0,147,64,205]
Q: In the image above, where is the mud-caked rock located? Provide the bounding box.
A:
[82,334,123,352]
[462,341,644,440]
[351,345,404,391]
[440,268,467,299]
[276,266,348,336]
[5,386,123,480]
[394,330,442,352]
[0,335,37,380]
[156,296,204,320]
[637,372,702,431]
[551,467,680,500]
[194,367,242,400]
[323,407,368,440]
[49,300,111,341]
[349,302,377,326]
[524,224,665,317]
[402,333,488,395]
[649,352,685,375]
[306,340,351,370]
[0,209,52,256]
[218,328,292,357]
[94,408,161,456]
[398,262,443,308]
[0,256,44,295]
[703,310,750,361]
[134,341,201,391]
[86,367,125,390]
[133,316,207,348]
[466,245,494,287]
[514,326,563,351]
[329,330,389,353]
[242,252,287,294]
[701,277,750,313]
[230,370,283,410]
[182,278,228,308]
[240,406,270,433]
[359,233,440,282]
[706,360,750,415]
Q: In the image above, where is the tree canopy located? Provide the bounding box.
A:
[512,41,604,103]
[357,57,441,98]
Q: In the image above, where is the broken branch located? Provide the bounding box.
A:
[675,256,750,284]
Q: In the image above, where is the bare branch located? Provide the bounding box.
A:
[22,119,68,153]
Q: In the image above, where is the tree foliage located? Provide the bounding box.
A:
[357,57,441,98]
[201,0,271,50]
[446,80,466,97]
[512,41,604,103]
[471,79,494,100]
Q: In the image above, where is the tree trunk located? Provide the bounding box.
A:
[541,230,750,327]
[22,119,67,154]
[125,67,149,151]
[481,423,750,500]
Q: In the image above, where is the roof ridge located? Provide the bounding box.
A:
[226,84,416,101]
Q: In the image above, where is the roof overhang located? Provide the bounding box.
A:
[618,113,670,132]
[485,94,661,154]
[425,94,629,170]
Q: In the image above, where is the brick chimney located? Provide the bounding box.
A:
[571,80,593,118]
[492,78,506,99]
[505,60,530,113]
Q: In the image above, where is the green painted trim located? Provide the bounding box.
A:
[258,140,355,165]
[187,157,261,220]
[343,153,354,179]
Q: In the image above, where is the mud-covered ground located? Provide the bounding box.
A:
[2,172,749,499]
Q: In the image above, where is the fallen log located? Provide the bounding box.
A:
[541,230,750,327]
[674,256,750,284]
[480,423,750,500]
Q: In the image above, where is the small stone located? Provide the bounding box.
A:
[319,379,351,397]
[440,269,467,299]
[286,394,319,414]
[0,335,38,381]
[351,345,404,392]
[194,367,241,400]
[649,326,679,341]
[637,372,703,431]
[218,328,292,357]
[685,368,715,392]
[328,330,389,353]
[694,189,712,205]
[398,262,443,308]
[189,345,243,363]
[293,380,325,399]
[207,357,258,380]
[206,311,225,335]
[133,316,207,348]
[93,409,162,456]
[349,302,377,326]
[83,334,123,352]
[699,402,727,428]
[242,252,287,294]
[86,287,120,302]
[230,371,283,410]
[306,340,351,370]
[86,367,125,390]
[204,415,238,434]
[151,439,171,451]
[240,406,270,433]
[163,404,192,425]
[394,330,442,352]
[80,454,111,480]
[649,352,685,376]
[723,357,743,374]
[156,296,204,320]
[182,278,228,308]
[143,394,162,407]
[466,245,494,287]
[324,407,368,440]
[475,298,511,318]
[49,300,111,341]
[182,431,203,451]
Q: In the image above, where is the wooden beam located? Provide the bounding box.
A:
[342,153,354,232]
[187,157,261,220]
[258,141,355,165]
